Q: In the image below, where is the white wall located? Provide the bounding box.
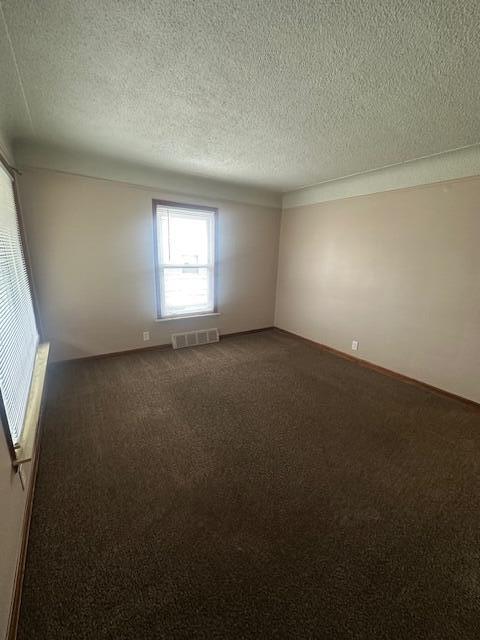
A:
[18,168,281,361]
[276,175,480,403]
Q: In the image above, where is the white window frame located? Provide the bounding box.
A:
[153,200,217,320]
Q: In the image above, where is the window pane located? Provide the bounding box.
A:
[155,203,216,319]
[161,211,212,266]
[162,267,213,316]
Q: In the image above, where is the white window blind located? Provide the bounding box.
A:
[154,202,216,318]
[0,163,39,447]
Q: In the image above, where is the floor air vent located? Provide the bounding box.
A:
[172,328,219,350]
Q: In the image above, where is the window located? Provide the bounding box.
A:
[0,160,39,451]
[153,200,217,319]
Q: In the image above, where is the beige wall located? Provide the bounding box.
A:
[276,175,480,403]
[17,168,281,361]
[0,435,31,640]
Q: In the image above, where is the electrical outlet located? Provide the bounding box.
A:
[351,340,359,351]
[143,331,150,342]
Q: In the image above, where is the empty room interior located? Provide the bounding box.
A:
[1,1,480,638]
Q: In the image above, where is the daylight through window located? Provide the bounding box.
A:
[153,201,217,319]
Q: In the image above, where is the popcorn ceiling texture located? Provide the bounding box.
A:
[1,0,480,192]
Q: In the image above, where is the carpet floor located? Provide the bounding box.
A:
[19,329,480,639]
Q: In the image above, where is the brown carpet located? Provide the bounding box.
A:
[19,329,480,639]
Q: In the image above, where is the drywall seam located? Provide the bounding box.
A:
[283,145,480,209]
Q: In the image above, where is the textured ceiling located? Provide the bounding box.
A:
[1,0,480,191]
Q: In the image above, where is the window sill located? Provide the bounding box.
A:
[14,342,50,466]
[155,312,220,322]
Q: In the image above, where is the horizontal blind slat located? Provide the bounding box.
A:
[0,166,39,445]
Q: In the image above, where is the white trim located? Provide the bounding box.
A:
[155,205,216,318]
[15,143,282,208]
[282,144,480,209]
[155,312,221,322]
[13,343,50,466]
